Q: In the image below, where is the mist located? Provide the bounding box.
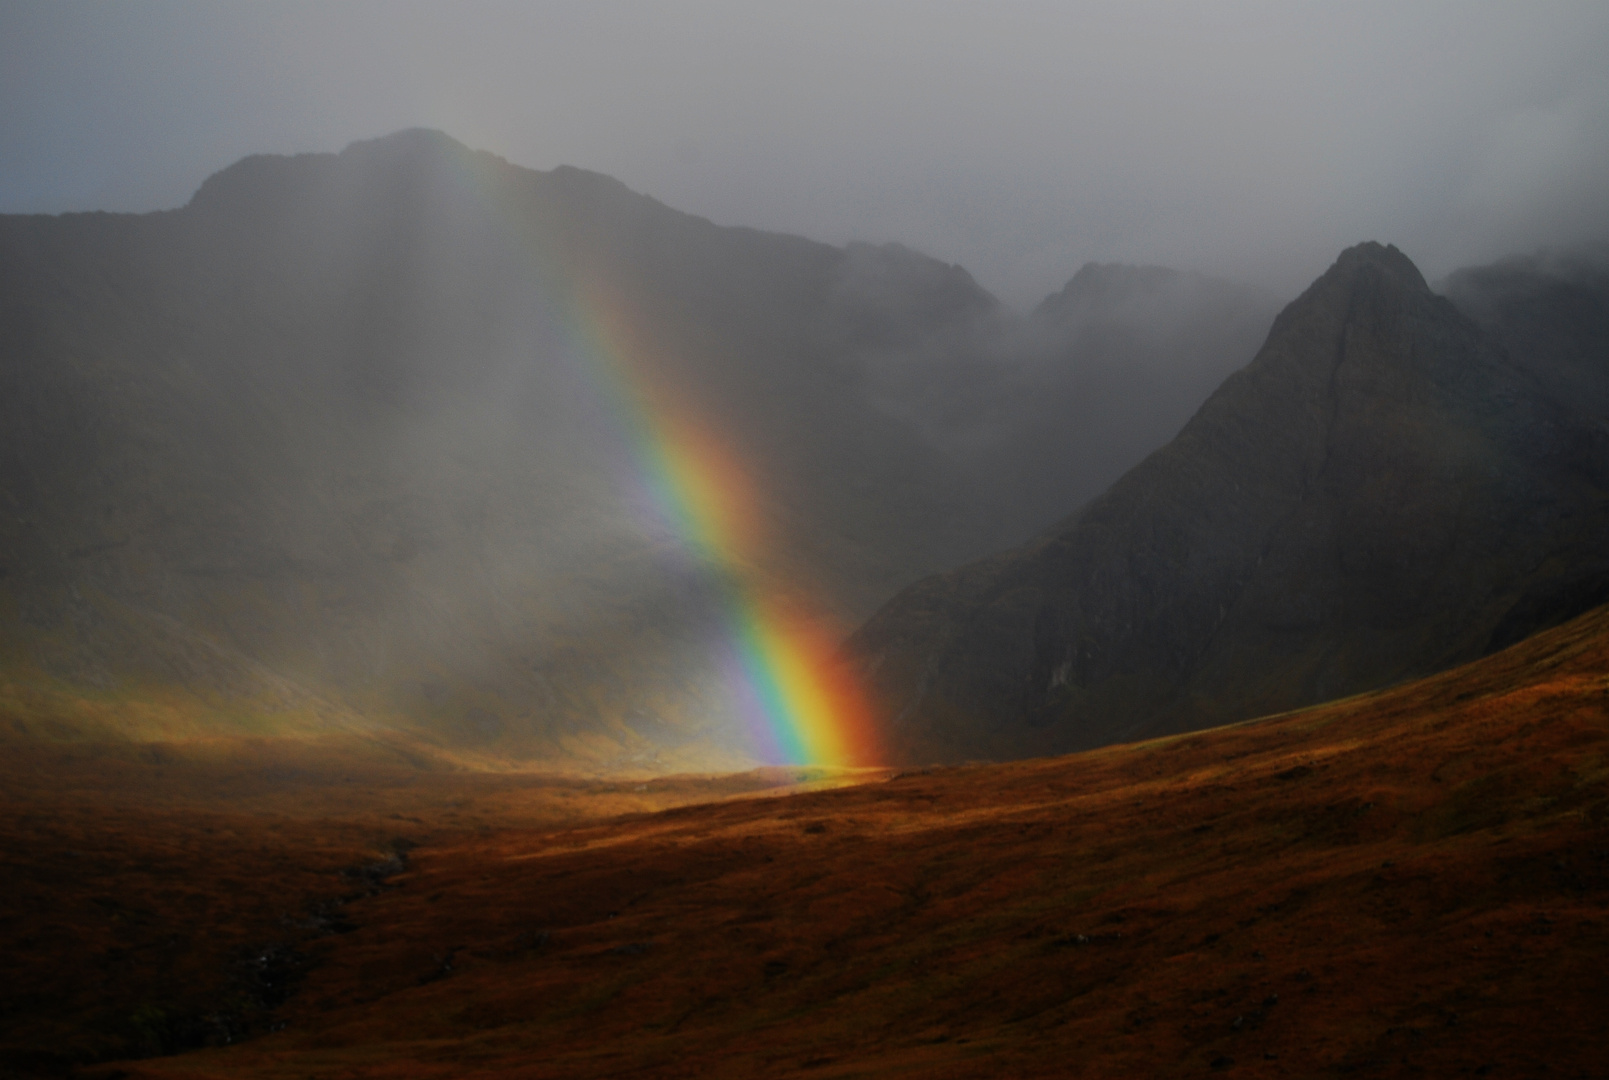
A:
[0,128,1287,768]
[4,5,1609,771]
[5,1,1608,307]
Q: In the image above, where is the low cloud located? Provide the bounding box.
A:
[3,2,1607,305]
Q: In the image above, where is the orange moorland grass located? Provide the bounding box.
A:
[8,604,1607,1079]
[0,737,866,1075]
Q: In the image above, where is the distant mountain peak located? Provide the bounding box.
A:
[1032,262,1184,321]
[187,128,499,214]
[1066,260,1183,295]
[827,240,999,335]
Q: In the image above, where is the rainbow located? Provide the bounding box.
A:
[465,154,881,768]
[568,287,879,767]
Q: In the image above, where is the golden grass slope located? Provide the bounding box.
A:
[6,603,1606,1079]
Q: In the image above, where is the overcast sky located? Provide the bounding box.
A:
[4,1,1607,307]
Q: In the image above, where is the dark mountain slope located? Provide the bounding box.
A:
[848,243,1609,763]
[1442,249,1609,644]
[1444,247,1609,441]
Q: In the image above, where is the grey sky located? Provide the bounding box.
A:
[3,1,1607,307]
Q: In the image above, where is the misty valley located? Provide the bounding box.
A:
[2,131,1606,1078]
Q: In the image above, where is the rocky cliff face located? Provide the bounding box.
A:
[848,243,1609,763]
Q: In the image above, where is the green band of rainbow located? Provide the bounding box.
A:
[561,284,876,767]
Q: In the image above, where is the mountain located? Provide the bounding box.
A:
[829,255,1281,540]
[0,130,1275,768]
[848,242,1609,763]
[988,261,1280,535]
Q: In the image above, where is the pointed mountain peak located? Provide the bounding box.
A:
[1253,242,1439,363]
[1322,241,1430,296]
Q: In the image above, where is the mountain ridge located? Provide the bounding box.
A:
[848,241,1609,762]
[0,129,1281,768]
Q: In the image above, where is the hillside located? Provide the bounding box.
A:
[848,243,1609,763]
[6,601,1605,1078]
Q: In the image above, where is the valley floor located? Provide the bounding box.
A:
[6,608,1609,1078]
